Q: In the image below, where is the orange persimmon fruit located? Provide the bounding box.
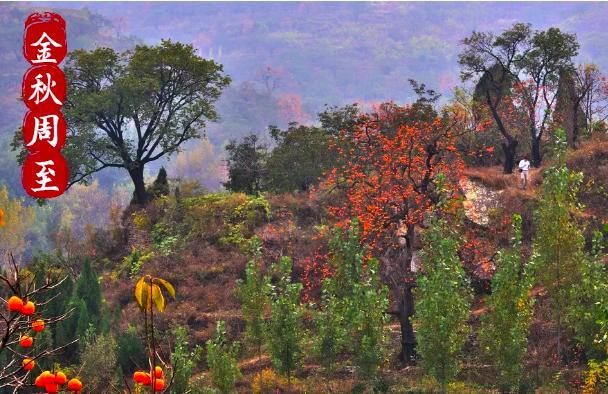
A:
[19,335,33,348]
[67,378,83,392]
[22,358,35,371]
[54,371,67,385]
[7,296,23,312]
[32,319,45,332]
[154,378,165,391]
[20,301,35,316]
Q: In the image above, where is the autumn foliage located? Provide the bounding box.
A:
[324,103,464,251]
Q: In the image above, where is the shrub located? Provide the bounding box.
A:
[414,217,472,390]
[206,320,242,394]
[479,214,536,392]
[251,368,302,393]
[171,326,204,394]
[236,237,269,360]
[80,334,118,392]
[265,257,303,383]
[117,325,147,376]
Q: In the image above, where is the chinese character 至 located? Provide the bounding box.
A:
[31,160,60,192]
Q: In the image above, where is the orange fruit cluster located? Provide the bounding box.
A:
[133,366,165,391]
[34,371,82,393]
[7,295,37,316]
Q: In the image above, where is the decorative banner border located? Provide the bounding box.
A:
[21,12,69,199]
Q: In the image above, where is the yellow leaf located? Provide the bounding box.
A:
[151,284,165,312]
[134,276,150,310]
[154,278,176,299]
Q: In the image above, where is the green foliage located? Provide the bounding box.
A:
[75,299,91,340]
[178,193,269,247]
[568,231,608,359]
[75,258,103,319]
[171,326,204,394]
[414,218,472,389]
[206,320,242,394]
[315,223,389,381]
[224,134,268,194]
[117,325,147,375]
[265,257,304,381]
[313,293,345,375]
[236,237,269,357]
[35,40,230,204]
[151,222,180,256]
[119,248,155,279]
[265,123,334,192]
[479,214,536,392]
[80,334,119,392]
[533,129,586,357]
[148,167,171,199]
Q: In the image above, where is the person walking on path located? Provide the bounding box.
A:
[518,156,531,189]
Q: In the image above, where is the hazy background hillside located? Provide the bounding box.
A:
[2,1,608,208]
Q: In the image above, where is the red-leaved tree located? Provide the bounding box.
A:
[322,86,465,362]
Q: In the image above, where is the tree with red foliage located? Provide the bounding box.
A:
[322,82,466,362]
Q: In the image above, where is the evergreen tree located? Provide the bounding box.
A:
[117,325,148,376]
[265,257,303,383]
[479,214,536,392]
[414,217,472,390]
[74,258,102,321]
[75,298,91,340]
[148,167,171,199]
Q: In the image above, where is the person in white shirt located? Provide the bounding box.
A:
[518,157,531,189]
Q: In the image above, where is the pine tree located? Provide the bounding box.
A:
[148,167,171,199]
[479,214,536,392]
[75,298,91,340]
[74,258,102,321]
[414,217,472,390]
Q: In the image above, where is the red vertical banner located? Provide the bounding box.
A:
[21,12,69,199]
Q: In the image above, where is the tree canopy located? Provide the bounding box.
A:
[28,40,231,204]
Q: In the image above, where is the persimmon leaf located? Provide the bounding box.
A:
[134,276,149,310]
[151,284,165,312]
[155,278,176,299]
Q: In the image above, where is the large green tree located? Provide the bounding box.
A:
[459,23,579,170]
[223,134,268,194]
[265,123,334,193]
[23,40,230,204]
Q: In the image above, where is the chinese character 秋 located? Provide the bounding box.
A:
[27,72,63,105]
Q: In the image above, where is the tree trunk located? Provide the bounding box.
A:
[129,165,149,205]
[399,282,416,363]
[531,137,542,167]
[501,139,518,174]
